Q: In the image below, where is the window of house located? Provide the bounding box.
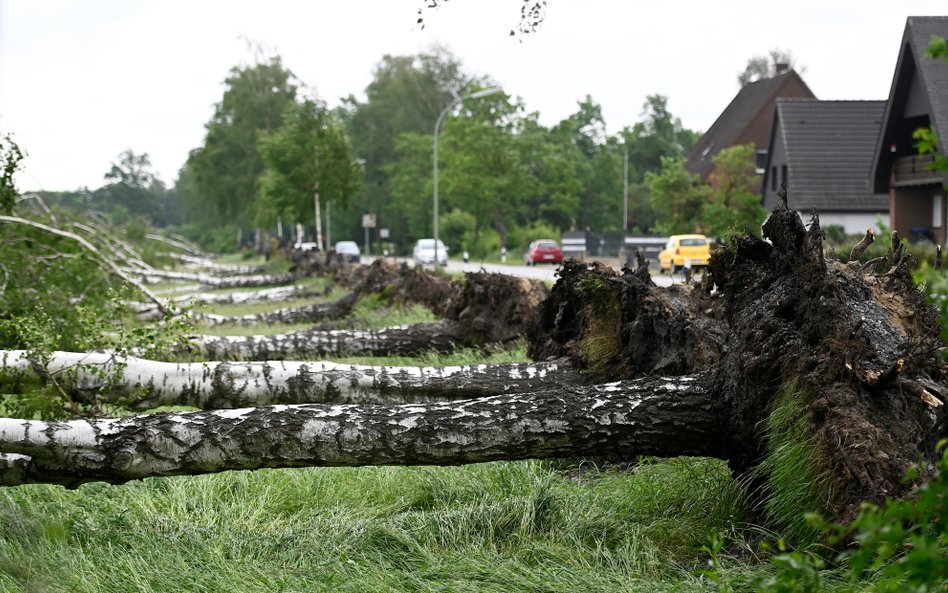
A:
[771,167,777,191]
[781,165,788,188]
[934,194,944,229]
[755,150,768,173]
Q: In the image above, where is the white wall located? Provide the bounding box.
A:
[797,211,890,235]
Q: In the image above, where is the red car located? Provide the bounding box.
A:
[524,240,563,266]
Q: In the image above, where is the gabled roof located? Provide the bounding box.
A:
[767,99,888,212]
[685,69,815,178]
[871,16,948,191]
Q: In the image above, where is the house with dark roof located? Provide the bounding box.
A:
[685,67,815,180]
[871,16,948,245]
[762,99,889,234]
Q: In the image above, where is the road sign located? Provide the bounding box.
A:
[362,213,377,229]
[379,228,389,239]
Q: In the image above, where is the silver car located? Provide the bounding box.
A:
[412,238,448,266]
[334,240,361,263]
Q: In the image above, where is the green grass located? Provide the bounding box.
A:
[0,458,747,592]
[752,383,836,549]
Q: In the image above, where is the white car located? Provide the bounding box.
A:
[412,238,448,266]
[334,240,361,263]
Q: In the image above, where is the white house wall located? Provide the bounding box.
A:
[794,211,891,235]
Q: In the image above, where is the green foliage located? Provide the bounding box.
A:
[914,264,948,341]
[647,156,711,234]
[92,150,181,227]
[738,49,802,87]
[754,444,948,593]
[438,207,475,252]
[507,220,561,255]
[440,90,531,247]
[704,144,768,236]
[257,97,362,227]
[347,48,472,247]
[0,289,194,419]
[185,54,299,226]
[386,131,434,239]
[823,225,847,245]
[913,127,948,177]
[700,442,948,593]
[0,130,24,215]
[927,34,948,60]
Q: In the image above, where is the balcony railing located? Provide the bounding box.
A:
[892,153,944,187]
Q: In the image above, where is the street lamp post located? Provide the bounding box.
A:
[623,145,629,232]
[433,86,502,269]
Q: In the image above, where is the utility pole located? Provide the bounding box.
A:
[623,145,629,232]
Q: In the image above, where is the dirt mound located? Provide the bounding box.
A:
[445,271,549,346]
[528,258,727,382]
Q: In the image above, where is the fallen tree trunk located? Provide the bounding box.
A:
[129,284,326,321]
[199,292,358,327]
[145,233,205,257]
[193,320,470,360]
[157,252,262,275]
[0,373,718,486]
[0,350,579,409]
[130,269,298,289]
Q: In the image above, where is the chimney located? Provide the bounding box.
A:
[774,62,790,75]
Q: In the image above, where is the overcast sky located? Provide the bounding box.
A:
[1,0,945,192]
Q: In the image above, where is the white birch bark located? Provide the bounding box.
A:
[193,320,467,360]
[158,253,262,275]
[128,285,324,321]
[129,269,297,289]
[0,350,578,409]
[145,233,205,257]
[199,292,357,326]
[0,373,718,487]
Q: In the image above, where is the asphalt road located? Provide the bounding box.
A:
[365,256,678,287]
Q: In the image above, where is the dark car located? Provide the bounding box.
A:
[524,240,563,266]
[334,240,361,263]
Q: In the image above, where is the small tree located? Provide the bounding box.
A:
[257,98,362,240]
[0,130,24,215]
[738,48,804,87]
[646,156,710,234]
[702,144,768,236]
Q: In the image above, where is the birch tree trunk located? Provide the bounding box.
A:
[199,292,358,327]
[0,350,580,409]
[0,373,718,487]
[130,269,297,289]
[159,253,262,275]
[194,320,470,360]
[129,284,325,320]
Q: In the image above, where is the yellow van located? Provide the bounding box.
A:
[658,234,710,272]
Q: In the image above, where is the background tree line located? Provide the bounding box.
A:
[34,47,770,257]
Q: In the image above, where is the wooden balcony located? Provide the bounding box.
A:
[891,153,944,187]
